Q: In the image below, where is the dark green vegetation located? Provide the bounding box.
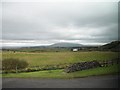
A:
[98,41,120,52]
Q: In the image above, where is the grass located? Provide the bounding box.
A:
[1,51,118,67]
[2,64,119,79]
[1,51,119,78]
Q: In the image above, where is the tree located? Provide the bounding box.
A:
[2,58,28,73]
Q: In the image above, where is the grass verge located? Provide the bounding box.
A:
[2,64,119,79]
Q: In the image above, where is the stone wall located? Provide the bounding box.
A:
[64,58,119,73]
[64,60,101,73]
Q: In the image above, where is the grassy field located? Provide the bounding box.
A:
[2,51,118,67]
[2,64,119,78]
[1,51,119,78]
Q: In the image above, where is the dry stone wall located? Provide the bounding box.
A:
[64,61,101,73]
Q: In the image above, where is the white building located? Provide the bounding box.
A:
[72,48,78,52]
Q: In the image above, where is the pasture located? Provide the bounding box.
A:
[1,51,119,78]
[2,51,118,67]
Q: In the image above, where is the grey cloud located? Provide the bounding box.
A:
[2,2,118,46]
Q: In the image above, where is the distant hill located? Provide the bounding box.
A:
[99,41,120,51]
[3,41,119,52]
[49,42,83,48]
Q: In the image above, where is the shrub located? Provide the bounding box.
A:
[2,58,28,71]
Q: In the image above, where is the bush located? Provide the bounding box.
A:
[2,58,28,71]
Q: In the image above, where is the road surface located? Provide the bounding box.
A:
[2,75,119,88]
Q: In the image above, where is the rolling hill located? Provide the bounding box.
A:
[49,42,83,48]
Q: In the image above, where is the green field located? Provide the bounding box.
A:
[1,51,119,78]
[2,51,118,67]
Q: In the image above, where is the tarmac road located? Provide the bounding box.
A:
[2,75,119,88]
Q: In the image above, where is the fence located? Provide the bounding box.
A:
[99,58,119,67]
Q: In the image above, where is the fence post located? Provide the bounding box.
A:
[16,65,18,73]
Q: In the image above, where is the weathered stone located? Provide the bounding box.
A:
[64,60,101,73]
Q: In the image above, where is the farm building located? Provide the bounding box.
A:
[72,48,79,52]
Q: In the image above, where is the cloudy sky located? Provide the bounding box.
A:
[1,0,118,47]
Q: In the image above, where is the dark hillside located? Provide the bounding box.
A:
[99,41,120,52]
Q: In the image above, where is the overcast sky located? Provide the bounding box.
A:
[1,0,118,47]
